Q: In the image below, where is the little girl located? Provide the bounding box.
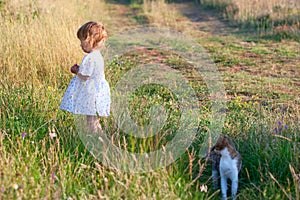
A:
[60,21,110,132]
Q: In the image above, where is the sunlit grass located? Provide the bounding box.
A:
[0,0,111,88]
[199,0,299,20]
[199,0,300,39]
[0,0,299,199]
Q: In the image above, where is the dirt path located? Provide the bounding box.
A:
[105,2,300,104]
[172,2,240,36]
[104,3,141,34]
[172,3,300,102]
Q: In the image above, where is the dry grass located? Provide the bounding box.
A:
[200,0,300,20]
[200,0,300,36]
[0,0,111,87]
[142,0,185,30]
[235,0,299,21]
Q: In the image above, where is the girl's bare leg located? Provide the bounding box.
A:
[86,115,100,133]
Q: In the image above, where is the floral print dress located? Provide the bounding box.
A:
[60,50,110,117]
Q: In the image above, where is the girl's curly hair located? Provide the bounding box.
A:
[77,21,108,49]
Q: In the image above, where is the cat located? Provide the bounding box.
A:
[208,134,242,200]
[207,145,221,190]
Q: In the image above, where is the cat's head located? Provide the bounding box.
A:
[214,134,232,151]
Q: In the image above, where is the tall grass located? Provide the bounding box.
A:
[199,0,300,38]
[0,0,209,199]
[199,0,299,21]
[0,0,112,87]
[142,0,179,27]
[0,0,299,199]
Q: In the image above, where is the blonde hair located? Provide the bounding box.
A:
[77,21,108,49]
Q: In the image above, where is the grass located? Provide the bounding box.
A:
[1,0,300,199]
[198,0,300,40]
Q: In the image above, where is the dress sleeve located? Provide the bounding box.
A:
[79,55,95,76]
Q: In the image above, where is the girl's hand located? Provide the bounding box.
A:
[71,64,79,74]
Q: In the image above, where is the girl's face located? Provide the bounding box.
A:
[80,40,92,53]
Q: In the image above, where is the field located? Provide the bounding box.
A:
[0,0,299,199]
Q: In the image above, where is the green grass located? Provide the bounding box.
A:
[0,0,299,199]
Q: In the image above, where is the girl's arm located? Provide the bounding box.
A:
[70,64,90,81]
[77,73,90,81]
[77,55,94,81]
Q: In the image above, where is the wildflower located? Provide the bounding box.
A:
[274,120,288,134]
[49,132,57,139]
[49,127,57,139]
[21,132,27,139]
[262,102,268,107]
[12,184,18,190]
[200,184,208,193]
[51,173,57,184]
[1,186,5,193]
[18,185,24,190]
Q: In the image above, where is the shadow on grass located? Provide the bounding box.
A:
[104,0,142,5]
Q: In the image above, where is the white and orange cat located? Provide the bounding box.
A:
[209,134,242,200]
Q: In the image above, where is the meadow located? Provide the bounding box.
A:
[197,0,300,40]
[0,0,299,199]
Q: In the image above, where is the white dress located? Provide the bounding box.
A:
[60,50,110,116]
